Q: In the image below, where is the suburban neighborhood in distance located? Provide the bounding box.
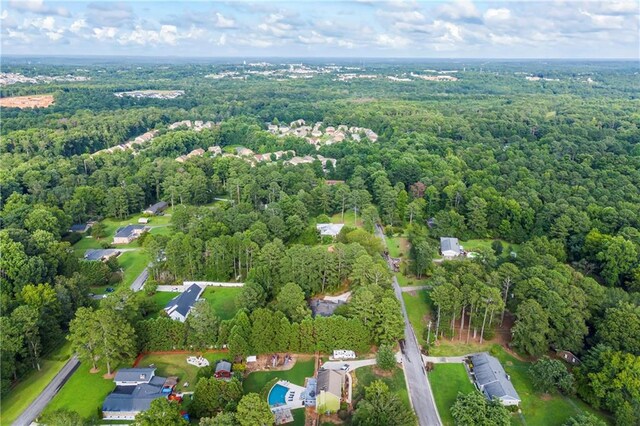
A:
[1,1,639,426]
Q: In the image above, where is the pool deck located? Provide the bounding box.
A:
[270,380,306,411]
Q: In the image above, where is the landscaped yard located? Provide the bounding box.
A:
[201,287,242,320]
[403,290,433,346]
[43,364,116,421]
[460,239,520,256]
[330,211,362,228]
[135,352,229,392]
[353,366,409,407]
[387,236,409,258]
[489,345,609,426]
[428,363,475,426]
[0,343,73,425]
[71,236,103,256]
[395,273,429,288]
[243,358,315,394]
[119,251,151,288]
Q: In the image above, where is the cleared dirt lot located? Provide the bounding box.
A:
[0,94,54,108]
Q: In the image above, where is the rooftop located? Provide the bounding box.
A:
[469,353,520,402]
[165,284,205,318]
[316,223,344,237]
[115,224,147,238]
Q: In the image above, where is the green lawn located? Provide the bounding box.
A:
[387,236,409,258]
[201,287,242,320]
[71,236,103,256]
[149,291,178,315]
[460,239,520,256]
[354,366,409,407]
[292,409,305,426]
[0,343,73,425]
[136,352,228,392]
[428,363,475,426]
[403,290,433,346]
[487,346,609,426]
[101,214,172,239]
[330,211,362,228]
[243,358,315,394]
[118,251,151,288]
[43,364,116,421]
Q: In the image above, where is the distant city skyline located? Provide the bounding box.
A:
[1,0,638,59]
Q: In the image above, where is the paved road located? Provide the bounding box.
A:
[12,356,80,426]
[376,225,442,426]
[130,265,150,292]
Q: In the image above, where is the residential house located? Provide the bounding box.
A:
[316,223,344,238]
[187,148,205,158]
[175,155,187,163]
[138,217,150,224]
[214,361,232,379]
[69,223,91,233]
[316,369,344,413]
[325,126,336,134]
[325,180,345,186]
[143,201,168,215]
[84,249,121,262]
[267,124,279,133]
[164,284,205,322]
[235,147,255,157]
[208,146,222,155]
[113,225,149,244]
[440,237,462,258]
[102,368,174,420]
[468,353,521,406]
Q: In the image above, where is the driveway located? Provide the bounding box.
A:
[12,355,79,426]
[321,358,376,371]
[130,265,150,292]
[376,225,442,426]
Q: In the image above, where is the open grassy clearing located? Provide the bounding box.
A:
[71,236,103,256]
[353,366,409,407]
[395,272,429,288]
[149,287,241,319]
[460,239,520,256]
[403,290,433,346]
[387,236,409,258]
[428,363,476,426]
[118,251,151,288]
[136,353,229,392]
[0,94,55,108]
[243,358,315,394]
[0,343,72,425]
[330,211,362,228]
[43,364,117,421]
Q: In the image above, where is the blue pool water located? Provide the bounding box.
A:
[268,384,289,406]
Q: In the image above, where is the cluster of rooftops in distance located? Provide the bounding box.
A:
[267,119,378,147]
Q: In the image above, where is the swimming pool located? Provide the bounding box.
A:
[268,383,289,406]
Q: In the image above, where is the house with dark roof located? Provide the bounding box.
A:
[468,353,521,406]
[316,369,344,413]
[113,225,149,245]
[214,361,232,379]
[69,223,91,233]
[143,201,168,215]
[164,284,205,322]
[103,368,174,420]
[84,249,121,262]
[440,237,462,258]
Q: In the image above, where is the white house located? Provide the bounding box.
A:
[164,284,205,322]
[440,237,462,258]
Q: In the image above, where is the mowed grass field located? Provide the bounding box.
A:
[402,290,433,346]
[387,236,409,258]
[330,211,362,228]
[428,363,475,426]
[243,358,315,394]
[354,366,410,407]
[136,352,229,392]
[43,364,117,421]
[0,343,73,425]
[149,287,241,320]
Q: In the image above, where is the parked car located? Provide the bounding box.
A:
[340,364,350,371]
[105,287,115,293]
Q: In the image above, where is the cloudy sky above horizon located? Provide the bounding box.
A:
[1,0,638,58]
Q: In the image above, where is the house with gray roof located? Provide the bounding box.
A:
[316,223,344,238]
[113,225,149,244]
[84,249,121,262]
[316,369,344,412]
[164,284,205,322]
[468,353,521,406]
[143,201,168,215]
[440,237,462,258]
[214,361,232,379]
[103,368,174,420]
[69,223,91,233]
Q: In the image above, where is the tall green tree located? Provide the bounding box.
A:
[236,393,274,426]
[512,299,549,357]
[134,398,187,426]
[450,391,510,426]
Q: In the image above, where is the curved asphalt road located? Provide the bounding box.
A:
[376,225,442,426]
[12,356,80,426]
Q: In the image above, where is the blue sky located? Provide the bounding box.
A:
[1,0,638,58]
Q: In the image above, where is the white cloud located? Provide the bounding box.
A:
[580,10,625,29]
[257,13,294,37]
[93,26,118,41]
[27,16,56,31]
[118,25,180,46]
[70,19,87,34]
[1,10,8,20]
[484,8,511,22]
[8,0,68,17]
[437,0,481,22]
[376,34,411,48]
[7,28,30,42]
[383,10,426,23]
[214,12,236,29]
[45,31,63,41]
